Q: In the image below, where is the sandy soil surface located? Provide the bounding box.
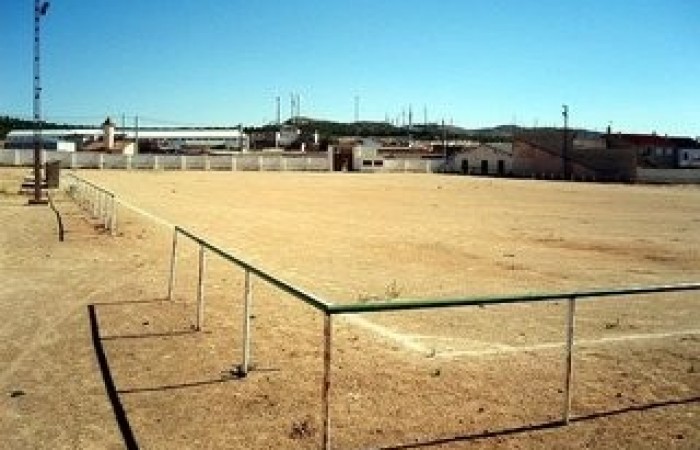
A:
[1,168,698,449]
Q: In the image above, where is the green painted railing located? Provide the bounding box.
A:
[174,226,331,312]
[326,282,700,315]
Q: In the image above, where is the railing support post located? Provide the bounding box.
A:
[322,313,332,450]
[93,187,99,218]
[563,296,576,424]
[241,269,253,376]
[167,228,178,300]
[196,245,206,331]
[111,196,117,235]
[100,192,106,226]
[97,191,103,224]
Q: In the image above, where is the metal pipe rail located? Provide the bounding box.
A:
[167,225,333,378]
[169,224,700,450]
[326,282,700,315]
[64,173,117,235]
[319,282,700,448]
[65,172,116,196]
[171,226,331,312]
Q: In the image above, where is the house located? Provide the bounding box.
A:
[678,147,700,168]
[512,130,636,181]
[607,133,699,169]
[453,142,513,176]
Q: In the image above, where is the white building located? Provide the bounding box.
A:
[4,129,102,152]
[5,121,249,153]
[453,142,513,175]
[678,148,700,168]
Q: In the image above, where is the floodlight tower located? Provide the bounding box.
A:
[562,104,569,180]
[30,0,50,205]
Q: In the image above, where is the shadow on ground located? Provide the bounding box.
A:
[378,396,700,450]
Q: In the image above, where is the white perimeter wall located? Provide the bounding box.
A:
[0,149,331,172]
[0,149,446,173]
[637,168,700,184]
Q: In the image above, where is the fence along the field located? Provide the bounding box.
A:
[61,174,700,450]
[65,173,117,235]
[1,149,330,172]
[167,225,331,372]
[166,225,700,449]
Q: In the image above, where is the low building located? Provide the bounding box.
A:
[678,148,700,168]
[607,133,699,169]
[5,118,249,154]
[453,142,513,176]
[512,130,636,181]
[4,129,101,152]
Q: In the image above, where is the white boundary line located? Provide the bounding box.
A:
[438,328,700,358]
[114,198,175,229]
[343,315,699,359]
[343,316,432,354]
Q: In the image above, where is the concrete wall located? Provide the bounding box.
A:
[637,168,700,184]
[0,149,331,172]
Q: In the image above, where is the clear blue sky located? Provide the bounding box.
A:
[1,0,698,135]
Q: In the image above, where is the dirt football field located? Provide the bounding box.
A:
[1,168,699,449]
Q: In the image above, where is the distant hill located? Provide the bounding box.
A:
[1,114,600,143]
[0,116,35,139]
[248,117,600,143]
[0,115,92,139]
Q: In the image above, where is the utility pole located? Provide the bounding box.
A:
[134,115,140,154]
[562,104,569,179]
[408,104,413,145]
[275,96,281,125]
[442,119,447,173]
[290,93,296,125]
[30,0,50,205]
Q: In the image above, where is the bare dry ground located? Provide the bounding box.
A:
[1,168,698,449]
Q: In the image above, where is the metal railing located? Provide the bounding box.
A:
[64,173,117,235]
[167,225,331,377]
[59,174,700,449]
[167,221,700,449]
[323,281,700,446]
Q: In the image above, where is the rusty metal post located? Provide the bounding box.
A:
[92,186,98,218]
[322,313,332,449]
[111,196,117,235]
[241,269,253,375]
[98,191,105,225]
[196,245,206,330]
[167,228,178,300]
[563,296,576,424]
